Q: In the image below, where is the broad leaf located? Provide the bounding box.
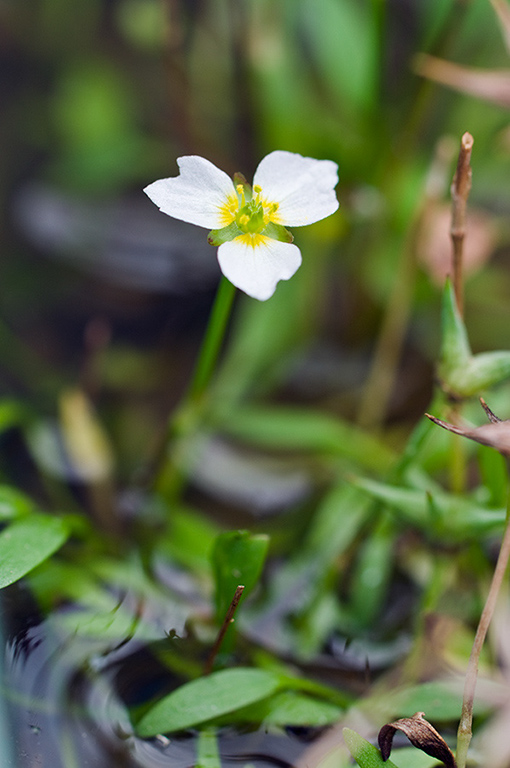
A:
[0,515,69,589]
[134,667,282,736]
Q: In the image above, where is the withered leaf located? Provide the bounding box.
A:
[426,399,510,457]
[378,711,456,768]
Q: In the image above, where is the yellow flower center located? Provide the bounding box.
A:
[218,184,281,235]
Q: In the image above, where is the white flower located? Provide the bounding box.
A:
[144,150,339,300]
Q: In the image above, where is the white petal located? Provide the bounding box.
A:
[253,150,339,226]
[217,236,302,301]
[144,156,236,229]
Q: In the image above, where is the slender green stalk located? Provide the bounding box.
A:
[456,479,510,768]
[356,227,416,430]
[196,728,222,768]
[153,277,237,495]
[188,277,237,403]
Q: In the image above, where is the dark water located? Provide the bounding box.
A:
[1,586,316,768]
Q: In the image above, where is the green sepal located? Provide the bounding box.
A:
[233,172,252,202]
[208,221,243,246]
[438,278,510,397]
[261,222,294,243]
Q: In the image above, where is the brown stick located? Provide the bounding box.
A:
[456,490,510,768]
[450,132,474,318]
[204,585,245,675]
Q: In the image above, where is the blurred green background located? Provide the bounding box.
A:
[2,0,510,473]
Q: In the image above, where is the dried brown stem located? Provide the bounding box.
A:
[456,488,510,768]
[204,585,245,675]
[450,132,474,317]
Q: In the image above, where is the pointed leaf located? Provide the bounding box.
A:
[213,406,395,473]
[438,279,471,390]
[352,476,505,539]
[211,530,269,623]
[134,667,282,736]
[462,350,510,395]
[343,728,399,768]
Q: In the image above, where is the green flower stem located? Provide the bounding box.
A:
[154,278,236,496]
[456,476,510,768]
[189,277,237,403]
[356,228,416,430]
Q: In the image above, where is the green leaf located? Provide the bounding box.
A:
[154,505,221,573]
[134,667,282,737]
[438,279,510,397]
[343,728,399,768]
[439,278,471,377]
[0,486,38,520]
[387,746,442,768]
[0,515,69,589]
[349,512,396,627]
[224,690,342,727]
[211,530,269,623]
[380,681,493,721]
[352,475,505,540]
[463,351,510,395]
[301,0,378,113]
[213,406,394,473]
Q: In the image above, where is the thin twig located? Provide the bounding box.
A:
[204,585,245,676]
[450,132,473,317]
[456,480,510,768]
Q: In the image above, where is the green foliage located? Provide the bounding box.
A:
[343,728,398,768]
[211,530,269,623]
[134,664,347,737]
[5,0,510,764]
[213,405,395,473]
[439,279,510,397]
[134,667,282,736]
[0,515,69,589]
[352,474,506,541]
